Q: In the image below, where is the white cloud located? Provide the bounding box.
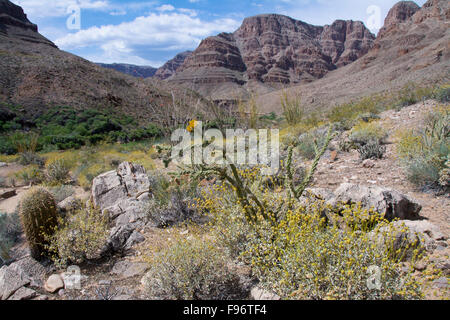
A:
[55,11,240,66]
[12,0,110,18]
[156,4,175,12]
[269,0,428,32]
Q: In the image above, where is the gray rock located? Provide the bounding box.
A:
[328,183,422,221]
[13,256,48,288]
[111,260,149,279]
[92,162,150,211]
[250,286,280,300]
[124,231,145,251]
[7,287,37,300]
[371,220,446,261]
[0,162,7,168]
[44,274,64,293]
[91,162,151,253]
[57,196,81,213]
[0,264,30,300]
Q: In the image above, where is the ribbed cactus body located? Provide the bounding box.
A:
[19,187,58,259]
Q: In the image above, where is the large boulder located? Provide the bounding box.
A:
[370,220,447,261]
[328,183,422,221]
[0,264,30,300]
[0,256,47,300]
[91,162,150,253]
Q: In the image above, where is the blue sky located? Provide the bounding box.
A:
[12,0,427,67]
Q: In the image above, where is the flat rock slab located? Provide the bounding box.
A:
[111,261,149,279]
[0,263,31,300]
[7,287,37,300]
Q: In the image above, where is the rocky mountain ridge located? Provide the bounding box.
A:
[169,14,376,97]
[96,63,158,79]
[0,0,204,124]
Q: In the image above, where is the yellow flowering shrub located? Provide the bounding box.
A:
[46,206,109,268]
[196,173,423,300]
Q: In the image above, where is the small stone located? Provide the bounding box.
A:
[44,274,64,293]
[362,159,376,168]
[413,261,427,271]
[0,162,7,168]
[58,289,65,297]
[330,150,338,162]
[250,286,280,300]
[111,261,149,279]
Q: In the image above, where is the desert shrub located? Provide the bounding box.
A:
[395,83,435,110]
[296,127,333,160]
[46,207,109,267]
[397,108,449,189]
[198,178,423,300]
[0,211,21,264]
[14,165,44,186]
[76,162,113,190]
[147,174,200,228]
[357,140,387,160]
[0,139,16,155]
[45,158,71,185]
[281,91,304,126]
[243,208,423,300]
[434,85,450,103]
[357,113,381,123]
[350,122,388,147]
[19,187,58,259]
[10,132,39,154]
[47,185,75,203]
[297,132,318,160]
[142,238,243,300]
[18,152,45,166]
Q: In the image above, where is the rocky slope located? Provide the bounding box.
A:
[154,51,192,80]
[256,0,450,114]
[0,0,203,124]
[96,63,157,79]
[169,14,375,99]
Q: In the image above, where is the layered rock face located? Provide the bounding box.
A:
[378,1,421,38]
[154,51,192,80]
[0,0,55,46]
[170,14,375,96]
[255,0,449,114]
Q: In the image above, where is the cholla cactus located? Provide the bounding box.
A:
[19,187,58,259]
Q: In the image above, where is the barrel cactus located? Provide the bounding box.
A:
[19,187,58,259]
